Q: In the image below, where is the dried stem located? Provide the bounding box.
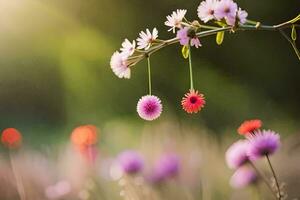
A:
[266,155,282,200]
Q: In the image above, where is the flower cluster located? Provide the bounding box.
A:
[225,119,281,192]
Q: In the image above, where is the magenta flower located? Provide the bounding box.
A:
[117,150,144,174]
[197,0,218,23]
[110,51,130,79]
[237,8,248,24]
[225,140,250,169]
[230,167,257,188]
[247,130,281,161]
[214,0,238,26]
[137,95,162,121]
[176,27,202,48]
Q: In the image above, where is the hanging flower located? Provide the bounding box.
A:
[225,140,250,169]
[120,39,136,56]
[177,27,202,48]
[181,89,205,113]
[237,8,248,24]
[1,128,22,149]
[197,0,218,23]
[214,0,238,26]
[230,166,258,188]
[117,150,144,174]
[137,95,162,121]
[237,119,262,135]
[137,28,158,50]
[110,51,131,79]
[164,9,187,33]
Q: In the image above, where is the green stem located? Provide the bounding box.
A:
[147,56,152,95]
[188,45,194,90]
[266,155,282,200]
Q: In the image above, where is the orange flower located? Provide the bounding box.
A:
[71,125,98,147]
[237,119,262,135]
[1,128,22,149]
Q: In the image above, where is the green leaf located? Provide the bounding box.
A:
[216,31,225,45]
[291,25,297,41]
[181,45,189,59]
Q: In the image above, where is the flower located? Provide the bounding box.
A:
[214,0,238,26]
[110,51,131,79]
[137,95,162,121]
[176,27,202,48]
[137,28,158,50]
[1,128,22,148]
[45,180,71,199]
[117,150,144,174]
[247,130,280,161]
[120,39,136,56]
[151,153,180,183]
[237,119,262,135]
[165,9,187,33]
[237,8,248,24]
[230,166,257,188]
[181,89,205,113]
[197,0,218,23]
[225,140,250,169]
[71,125,98,147]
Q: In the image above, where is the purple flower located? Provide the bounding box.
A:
[151,153,180,183]
[117,150,144,174]
[225,140,250,169]
[137,95,162,121]
[230,167,257,188]
[176,27,202,48]
[214,0,238,26]
[247,130,281,161]
[237,8,248,24]
[197,0,218,23]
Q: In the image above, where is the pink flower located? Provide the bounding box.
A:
[176,27,202,48]
[117,150,144,174]
[197,0,218,23]
[165,9,187,33]
[237,8,248,24]
[137,95,162,121]
[230,167,257,188]
[190,38,201,48]
[120,39,136,56]
[214,0,238,26]
[110,51,130,79]
[225,140,250,169]
[137,28,158,50]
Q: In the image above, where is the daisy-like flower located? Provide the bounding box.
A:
[247,129,280,161]
[137,95,162,121]
[230,166,257,188]
[120,39,136,56]
[214,0,238,26]
[110,51,131,79]
[181,89,205,113]
[225,140,250,169]
[117,150,144,174]
[176,27,202,48]
[197,0,218,23]
[237,8,248,24]
[1,128,22,149]
[137,28,158,50]
[164,9,187,33]
[237,119,262,135]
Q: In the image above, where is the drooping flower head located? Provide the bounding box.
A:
[120,39,136,56]
[225,140,250,169]
[165,9,187,33]
[181,89,205,113]
[110,51,131,79]
[71,125,98,147]
[137,28,158,50]
[230,166,258,188]
[237,8,248,24]
[176,27,201,48]
[247,129,280,161]
[137,95,162,121]
[237,119,262,135]
[214,0,238,26]
[197,0,218,23]
[1,128,22,149]
[117,150,144,174]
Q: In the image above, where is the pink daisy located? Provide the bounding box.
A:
[181,89,205,113]
[120,39,136,56]
[137,28,158,50]
[230,166,257,188]
[237,8,248,24]
[165,9,187,33]
[225,140,250,169]
[110,51,130,79]
[137,95,162,121]
[197,0,218,23]
[214,0,238,26]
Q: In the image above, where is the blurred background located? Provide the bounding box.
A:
[0,0,299,199]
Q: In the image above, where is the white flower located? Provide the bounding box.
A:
[197,0,218,23]
[164,9,187,33]
[136,28,158,50]
[237,8,248,24]
[120,39,136,56]
[110,51,131,79]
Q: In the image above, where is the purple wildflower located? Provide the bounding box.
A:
[214,0,238,26]
[137,95,162,121]
[230,166,257,188]
[225,140,250,169]
[176,27,201,48]
[117,150,144,174]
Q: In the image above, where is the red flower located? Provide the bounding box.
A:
[237,119,262,135]
[71,125,98,147]
[181,89,206,113]
[1,128,22,149]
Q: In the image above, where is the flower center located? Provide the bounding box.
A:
[145,103,156,113]
[224,7,230,13]
[209,9,214,15]
[189,96,198,104]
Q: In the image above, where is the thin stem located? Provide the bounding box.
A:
[266,155,282,200]
[279,29,300,60]
[147,56,152,95]
[188,45,194,90]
